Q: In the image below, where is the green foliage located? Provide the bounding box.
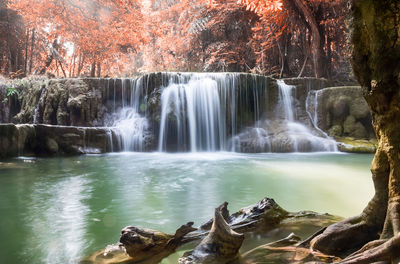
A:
[2,81,21,103]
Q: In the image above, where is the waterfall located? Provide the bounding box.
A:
[276,80,337,152]
[33,87,46,124]
[156,73,263,152]
[107,78,149,152]
[102,73,336,153]
[277,80,295,121]
[305,89,333,137]
[158,77,224,152]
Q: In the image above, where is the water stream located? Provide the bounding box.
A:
[276,80,337,152]
[103,73,337,153]
[106,78,148,152]
[158,74,238,152]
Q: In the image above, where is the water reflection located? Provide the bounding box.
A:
[24,175,92,264]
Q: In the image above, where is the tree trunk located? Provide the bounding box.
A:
[29,29,35,74]
[90,61,96,77]
[39,39,58,75]
[77,53,84,76]
[96,61,101,77]
[291,0,323,78]
[70,54,76,77]
[5,7,14,73]
[298,55,308,78]
[311,1,400,262]
[24,29,29,74]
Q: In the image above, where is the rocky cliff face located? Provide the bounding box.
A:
[0,123,151,158]
[307,86,374,139]
[12,78,107,126]
[0,74,375,157]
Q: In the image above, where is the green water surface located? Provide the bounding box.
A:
[0,152,374,263]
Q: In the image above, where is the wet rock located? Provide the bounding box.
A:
[45,137,59,154]
[313,86,374,140]
[349,97,370,119]
[343,116,368,139]
[236,121,336,153]
[12,78,107,126]
[0,124,19,158]
[336,137,377,153]
[328,125,343,137]
[0,124,118,158]
[330,96,350,118]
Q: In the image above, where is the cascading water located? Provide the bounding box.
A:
[157,73,263,152]
[103,73,336,153]
[33,87,46,124]
[305,89,334,138]
[276,80,337,152]
[277,80,295,121]
[158,77,224,152]
[106,78,149,152]
[111,107,148,151]
[306,90,321,127]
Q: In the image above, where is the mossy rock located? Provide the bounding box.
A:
[328,125,343,137]
[336,137,377,153]
[343,115,368,139]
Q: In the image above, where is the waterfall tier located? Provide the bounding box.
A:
[157,73,264,152]
[3,73,370,154]
[100,73,337,153]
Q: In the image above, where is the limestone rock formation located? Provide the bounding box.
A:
[0,123,118,157]
[308,86,373,140]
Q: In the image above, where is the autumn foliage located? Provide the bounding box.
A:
[0,0,351,80]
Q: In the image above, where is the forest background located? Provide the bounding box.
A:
[0,0,351,83]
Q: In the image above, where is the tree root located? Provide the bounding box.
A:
[339,234,400,264]
[310,215,381,257]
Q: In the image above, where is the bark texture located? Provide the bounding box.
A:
[311,0,400,262]
[178,204,244,264]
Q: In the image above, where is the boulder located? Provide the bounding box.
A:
[330,95,350,118]
[336,137,377,153]
[45,137,59,154]
[343,115,368,139]
[329,125,343,137]
[349,97,370,119]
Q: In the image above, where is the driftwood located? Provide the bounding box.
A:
[82,198,341,264]
[120,222,196,262]
[178,204,244,264]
